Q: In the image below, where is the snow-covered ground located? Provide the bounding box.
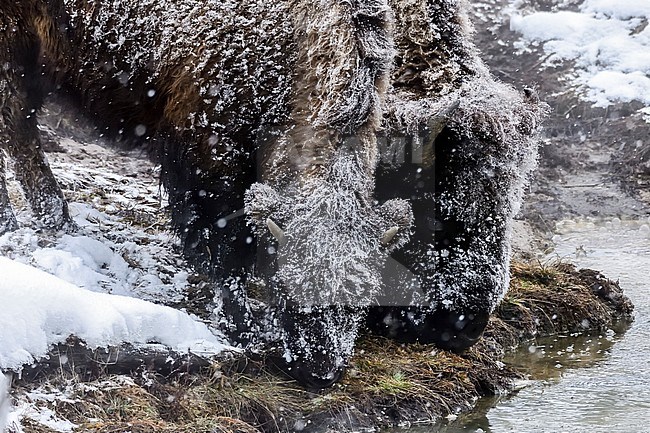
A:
[0,256,228,371]
[507,0,650,111]
[2,138,194,303]
[1,131,232,431]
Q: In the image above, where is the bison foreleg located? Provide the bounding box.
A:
[0,151,19,234]
[0,24,72,231]
[3,129,72,231]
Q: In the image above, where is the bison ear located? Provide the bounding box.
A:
[378,198,413,251]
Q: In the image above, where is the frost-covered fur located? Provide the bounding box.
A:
[244,0,411,385]
[0,0,545,386]
[246,0,401,306]
[247,157,411,306]
[0,0,410,388]
[369,0,547,349]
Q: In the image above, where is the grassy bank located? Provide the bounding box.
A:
[7,261,633,433]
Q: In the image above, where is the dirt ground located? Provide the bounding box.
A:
[470,0,650,231]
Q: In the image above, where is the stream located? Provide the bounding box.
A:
[399,217,650,432]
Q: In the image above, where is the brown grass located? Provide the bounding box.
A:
[12,261,633,433]
[488,261,634,350]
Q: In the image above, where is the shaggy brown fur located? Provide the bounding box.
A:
[0,0,545,388]
[258,0,394,183]
[0,0,410,389]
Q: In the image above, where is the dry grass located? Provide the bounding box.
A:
[487,261,634,349]
[11,261,633,433]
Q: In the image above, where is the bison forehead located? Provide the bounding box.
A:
[249,178,388,245]
[245,153,414,250]
[273,211,386,307]
[245,179,413,306]
[276,253,383,306]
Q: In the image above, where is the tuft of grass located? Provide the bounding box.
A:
[488,261,634,349]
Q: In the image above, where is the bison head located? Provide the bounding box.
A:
[246,155,412,306]
[244,154,412,387]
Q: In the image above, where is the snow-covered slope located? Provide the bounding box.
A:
[508,0,650,110]
[0,130,230,379]
[0,256,229,371]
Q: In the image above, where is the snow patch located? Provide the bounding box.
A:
[0,374,9,432]
[0,257,230,372]
[10,402,76,433]
[509,0,650,108]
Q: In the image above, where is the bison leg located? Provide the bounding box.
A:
[0,26,72,231]
[182,185,256,345]
[3,129,72,231]
[371,126,510,351]
[0,151,19,234]
[159,132,258,345]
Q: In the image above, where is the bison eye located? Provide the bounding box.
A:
[266,218,286,244]
[380,226,399,246]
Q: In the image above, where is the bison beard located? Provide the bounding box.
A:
[0,0,546,388]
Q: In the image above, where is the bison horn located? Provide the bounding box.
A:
[380,226,399,246]
[266,218,286,244]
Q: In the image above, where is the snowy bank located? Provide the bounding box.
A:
[0,374,8,432]
[0,257,230,372]
[4,262,634,433]
[509,0,650,108]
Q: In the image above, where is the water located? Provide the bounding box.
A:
[427,217,650,433]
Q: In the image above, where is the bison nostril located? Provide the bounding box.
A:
[274,359,345,390]
[295,367,345,390]
[453,315,467,330]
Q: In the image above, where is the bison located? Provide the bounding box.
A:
[0,0,546,388]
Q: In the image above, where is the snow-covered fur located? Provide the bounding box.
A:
[0,0,410,388]
[0,0,545,387]
[368,0,548,350]
[243,0,412,386]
